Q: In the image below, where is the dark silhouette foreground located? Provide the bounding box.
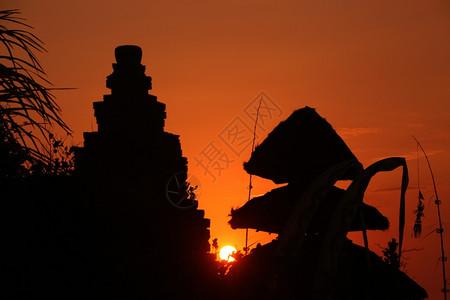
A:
[1,45,427,299]
[2,45,215,299]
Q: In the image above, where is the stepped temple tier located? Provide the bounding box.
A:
[75,45,185,181]
[73,45,213,298]
[228,107,427,299]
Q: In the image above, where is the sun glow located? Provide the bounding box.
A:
[219,245,236,262]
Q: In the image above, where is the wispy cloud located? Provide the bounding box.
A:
[336,127,381,138]
[371,185,428,192]
[368,149,444,163]
[402,149,444,162]
[371,186,403,193]
[405,123,424,128]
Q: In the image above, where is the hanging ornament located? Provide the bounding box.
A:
[413,190,425,237]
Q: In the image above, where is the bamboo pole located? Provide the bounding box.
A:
[245,97,263,255]
[413,136,447,299]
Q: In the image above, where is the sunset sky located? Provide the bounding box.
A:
[6,1,450,298]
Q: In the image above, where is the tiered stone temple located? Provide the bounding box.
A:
[74,45,212,298]
[75,45,186,182]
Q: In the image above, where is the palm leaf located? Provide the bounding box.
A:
[0,9,70,166]
[314,157,408,295]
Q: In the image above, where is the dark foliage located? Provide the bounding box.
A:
[0,9,71,176]
[383,238,401,270]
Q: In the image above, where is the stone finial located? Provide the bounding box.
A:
[106,45,151,92]
[115,45,142,65]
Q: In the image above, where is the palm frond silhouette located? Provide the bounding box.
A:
[0,9,70,169]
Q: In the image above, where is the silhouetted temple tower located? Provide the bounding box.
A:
[75,45,187,182]
[74,45,211,298]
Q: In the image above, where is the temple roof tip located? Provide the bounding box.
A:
[115,45,142,65]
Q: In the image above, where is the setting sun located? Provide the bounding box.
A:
[219,246,236,262]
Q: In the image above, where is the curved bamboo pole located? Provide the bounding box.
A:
[413,136,447,299]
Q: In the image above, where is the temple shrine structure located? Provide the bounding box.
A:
[74,45,212,298]
[228,107,428,299]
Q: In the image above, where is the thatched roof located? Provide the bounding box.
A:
[244,106,361,184]
[229,186,389,234]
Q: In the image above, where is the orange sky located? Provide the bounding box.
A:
[7,1,450,298]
